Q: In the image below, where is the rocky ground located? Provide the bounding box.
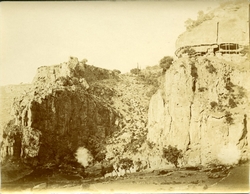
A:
[1,63,249,194]
[1,163,248,193]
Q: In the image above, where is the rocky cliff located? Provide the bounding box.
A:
[147,56,249,166]
[1,2,249,181]
[1,56,155,175]
[1,57,122,167]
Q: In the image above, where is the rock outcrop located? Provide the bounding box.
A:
[1,56,154,172]
[147,56,249,166]
[1,57,121,166]
[145,1,249,168]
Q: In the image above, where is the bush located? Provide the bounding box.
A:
[225,81,234,92]
[72,77,79,85]
[113,69,121,74]
[237,86,246,99]
[130,68,141,75]
[159,56,174,71]
[185,10,214,30]
[210,101,218,109]
[81,58,88,65]
[225,111,234,125]
[229,98,237,108]
[163,145,183,168]
[146,86,158,98]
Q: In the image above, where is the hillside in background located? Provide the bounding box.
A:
[0,84,32,134]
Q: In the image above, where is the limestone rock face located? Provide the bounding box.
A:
[1,57,120,166]
[32,57,116,85]
[147,56,249,166]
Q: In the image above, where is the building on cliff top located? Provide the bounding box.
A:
[175,4,249,58]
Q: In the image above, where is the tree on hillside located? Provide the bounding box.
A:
[185,10,214,30]
[159,56,174,72]
[185,18,195,30]
[130,68,141,75]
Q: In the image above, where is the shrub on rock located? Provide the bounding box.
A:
[163,145,183,168]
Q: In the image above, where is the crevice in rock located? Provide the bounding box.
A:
[190,61,198,93]
[192,79,197,92]
[187,101,193,151]
[169,115,173,133]
[211,115,225,119]
[238,114,247,142]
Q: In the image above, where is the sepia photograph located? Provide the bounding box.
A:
[0,0,249,193]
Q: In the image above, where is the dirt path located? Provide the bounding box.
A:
[209,164,249,192]
[1,165,248,193]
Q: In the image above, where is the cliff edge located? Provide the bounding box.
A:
[147,56,249,166]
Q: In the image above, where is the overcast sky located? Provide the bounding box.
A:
[0,1,220,85]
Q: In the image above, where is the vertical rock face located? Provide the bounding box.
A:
[147,56,249,166]
[1,57,120,166]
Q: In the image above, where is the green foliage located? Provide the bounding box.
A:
[146,85,159,98]
[163,145,183,168]
[130,68,141,75]
[225,111,234,125]
[72,77,79,85]
[210,101,218,109]
[81,58,88,65]
[237,86,246,99]
[185,10,214,30]
[137,71,161,87]
[159,56,174,71]
[228,98,237,108]
[135,66,162,98]
[113,69,121,74]
[146,65,161,71]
